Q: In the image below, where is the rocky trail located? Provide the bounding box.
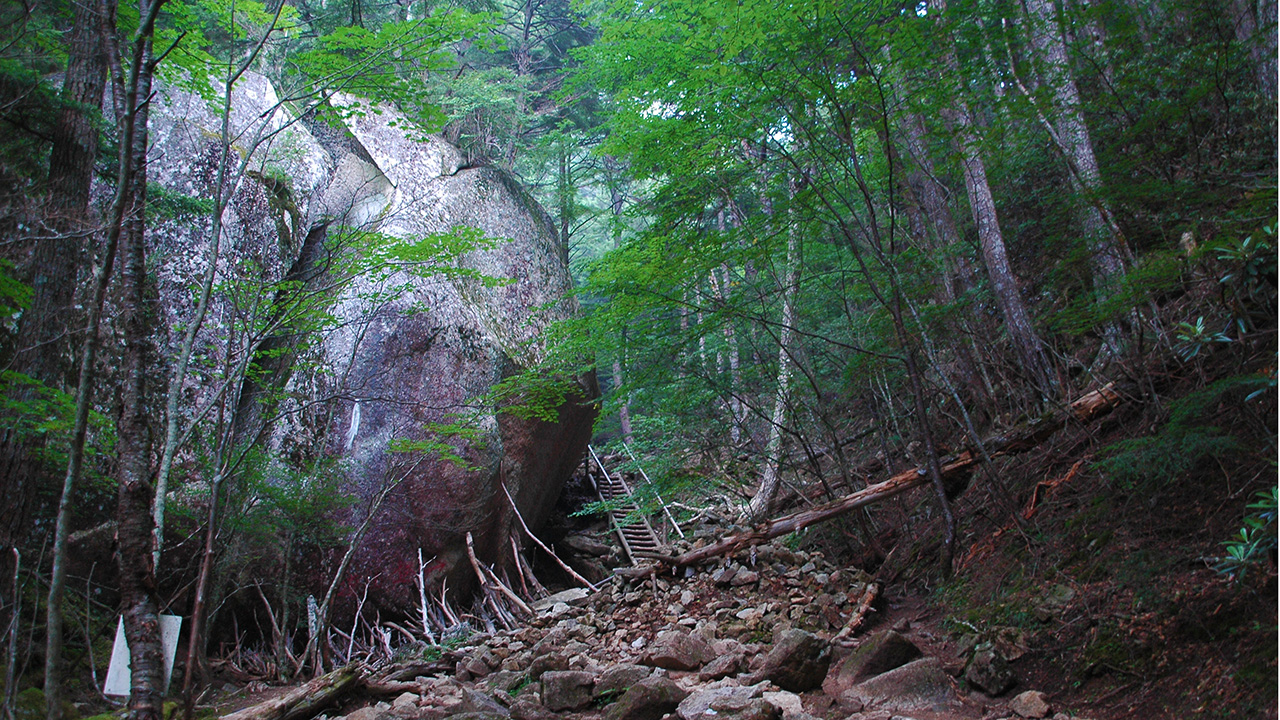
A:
[217,538,1081,720]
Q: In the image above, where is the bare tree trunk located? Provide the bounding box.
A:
[930,0,1056,398]
[709,261,744,446]
[605,159,634,444]
[1025,0,1130,355]
[115,20,165,718]
[1230,0,1278,104]
[947,96,1056,397]
[896,114,991,405]
[746,187,802,522]
[42,1,131,715]
[0,0,108,543]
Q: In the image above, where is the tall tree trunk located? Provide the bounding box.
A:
[42,0,129,715]
[745,195,801,522]
[1230,0,1278,104]
[605,157,634,443]
[712,210,744,447]
[933,0,1056,397]
[0,0,108,543]
[948,102,1055,396]
[897,112,991,405]
[115,23,165,718]
[1025,0,1130,354]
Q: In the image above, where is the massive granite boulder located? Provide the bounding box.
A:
[146,73,596,612]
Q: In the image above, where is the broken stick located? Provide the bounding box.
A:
[502,483,599,592]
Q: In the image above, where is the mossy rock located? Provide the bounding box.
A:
[14,687,80,720]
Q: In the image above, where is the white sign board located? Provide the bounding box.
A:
[103,615,183,697]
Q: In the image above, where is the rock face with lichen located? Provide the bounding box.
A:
[145,73,596,613]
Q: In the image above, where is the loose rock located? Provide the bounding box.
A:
[541,670,596,712]
[755,629,830,692]
[604,675,690,720]
[964,644,1015,696]
[1009,690,1051,718]
[641,630,714,671]
[823,630,923,696]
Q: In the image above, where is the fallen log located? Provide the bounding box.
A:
[221,663,361,720]
[621,383,1125,576]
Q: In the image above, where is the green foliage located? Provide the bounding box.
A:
[291,12,496,136]
[0,260,31,325]
[1210,226,1277,334]
[390,420,486,471]
[1216,486,1278,583]
[0,371,115,481]
[148,182,216,220]
[1048,249,1185,338]
[1094,375,1273,489]
[1174,316,1231,361]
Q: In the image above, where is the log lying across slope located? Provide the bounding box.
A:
[627,383,1125,575]
[221,664,362,720]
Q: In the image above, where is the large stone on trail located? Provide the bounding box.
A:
[699,651,746,680]
[755,629,830,692]
[345,703,394,720]
[761,691,817,720]
[1009,690,1052,718]
[486,670,527,695]
[531,588,591,612]
[708,698,780,720]
[143,73,597,615]
[595,664,655,699]
[527,652,569,680]
[822,630,923,696]
[676,684,765,720]
[541,670,596,711]
[390,692,421,718]
[509,698,557,720]
[604,676,689,720]
[843,657,960,713]
[964,644,1015,696]
[641,630,714,670]
[458,688,511,717]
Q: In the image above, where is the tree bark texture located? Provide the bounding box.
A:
[220,664,361,720]
[930,0,1056,396]
[1230,0,1278,104]
[116,37,165,719]
[746,200,801,522]
[947,99,1056,396]
[107,2,167,714]
[1024,0,1129,287]
[0,0,109,544]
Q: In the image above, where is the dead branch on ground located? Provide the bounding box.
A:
[619,383,1125,577]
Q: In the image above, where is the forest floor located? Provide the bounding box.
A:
[180,360,1279,720]
[203,383,1277,720]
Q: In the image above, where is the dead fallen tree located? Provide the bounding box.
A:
[221,663,362,720]
[621,383,1126,577]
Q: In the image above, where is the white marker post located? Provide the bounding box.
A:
[103,615,183,697]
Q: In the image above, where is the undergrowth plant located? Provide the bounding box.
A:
[1094,374,1273,490]
[1216,485,1278,583]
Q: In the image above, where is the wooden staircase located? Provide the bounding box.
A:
[587,445,670,565]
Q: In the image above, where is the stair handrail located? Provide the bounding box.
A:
[587,444,638,563]
[622,442,685,540]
